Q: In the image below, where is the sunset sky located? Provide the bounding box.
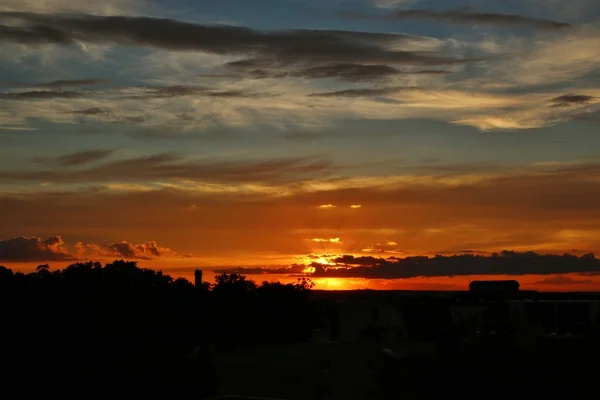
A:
[2,0,600,291]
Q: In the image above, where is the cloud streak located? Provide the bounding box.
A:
[0,90,88,100]
[550,94,597,107]
[0,12,475,68]
[33,149,116,167]
[4,79,110,89]
[0,236,182,262]
[221,252,600,279]
[346,8,572,30]
[0,153,332,184]
[309,86,417,98]
[0,236,74,262]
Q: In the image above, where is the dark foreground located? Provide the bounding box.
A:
[2,262,600,399]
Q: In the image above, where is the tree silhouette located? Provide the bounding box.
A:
[0,260,317,398]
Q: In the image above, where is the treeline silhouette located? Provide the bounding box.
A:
[0,260,317,398]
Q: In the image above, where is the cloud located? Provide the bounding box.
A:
[350,204,362,209]
[213,264,307,275]
[104,241,179,259]
[226,252,600,279]
[370,0,418,9]
[5,79,110,89]
[33,149,116,167]
[293,64,402,82]
[473,27,600,87]
[318,204,336,209]
[0,153,332,184]
[0,236,74,261]
[308,238,342,244]
[0,90,88,100]
[533,275,594,285]
[372,8,572,30]
[3,66,594,132]
[0,12,474,68]
[309,86,417,98]
[362,241,405,254]
[80,240,183,260]
[4,160,600,259]
[68,107,107,115]
[228,63,452,82]
[121,85,272,99]
[0,235,182,262]
[550,94,597,107]
[0,0,146,16]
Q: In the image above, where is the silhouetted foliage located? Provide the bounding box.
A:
[0,261,317,398]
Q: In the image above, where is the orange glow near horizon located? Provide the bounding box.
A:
[4,259,600,292]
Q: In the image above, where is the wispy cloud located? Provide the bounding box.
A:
[33,149,116,167]
[0,0,147,16]
[0,12,469,69]
[309,86,417,98]
[0,235,184,263]
[4,78,110,89]
[0,153,332,184]
[550,94,597,107]
[346,8,572,30]
[0,90,88,100]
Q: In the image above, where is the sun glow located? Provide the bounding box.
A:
[302,256,336,266]
[315,278,346,290]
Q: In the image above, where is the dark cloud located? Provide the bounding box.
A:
[213,264,307,275]
[66,108,148,125]
[0,23,74,45]
[68,107,108,116]
[0,12,477,68]
[0,236,75,262]
[533,275,594,285]
[550,94,597,108]
[6,79,110,89]
[224,252,600,279]
[120,85,274,99]
[227,59,454,75]
[344,8,571,30]
[33,149,116,167]
[102,241,180,260]
[228,63,452,82]
[294,64,451,82]
[0,153,332,184]
[0,90,87,100]
[0,235,182,262]
[309,86,417,98]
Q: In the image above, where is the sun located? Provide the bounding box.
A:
[302,255,335,266]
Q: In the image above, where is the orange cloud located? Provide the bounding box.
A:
[0,236,74,262]
[350,204,362,209]
[318,204,336,209]
[81,241,182,260]
[0,236,182,262]
[308,238,343,244]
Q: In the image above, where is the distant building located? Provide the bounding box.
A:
[210,298,430,400]
[509,299,600,338]
[469,280,520,294]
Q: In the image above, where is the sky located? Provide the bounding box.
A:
[1,0,600,291]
